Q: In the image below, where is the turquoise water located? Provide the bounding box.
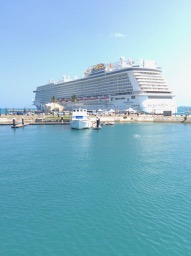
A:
[0,123,191,255]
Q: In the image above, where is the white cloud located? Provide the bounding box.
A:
[111,32,126,38]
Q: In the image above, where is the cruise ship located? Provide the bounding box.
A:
[33,57,177,114]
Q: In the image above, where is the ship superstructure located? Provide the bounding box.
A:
[33,57,176,114]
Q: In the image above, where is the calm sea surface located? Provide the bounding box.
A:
[0,123,191,255]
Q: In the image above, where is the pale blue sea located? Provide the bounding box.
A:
[0,123,191,255]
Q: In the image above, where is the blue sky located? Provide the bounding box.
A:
[0,0,191,108]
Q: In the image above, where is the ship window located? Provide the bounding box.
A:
[115,97,125,100]
[131,96,135,99]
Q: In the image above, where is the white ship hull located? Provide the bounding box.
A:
[33,57,177,114]
[70,120,92,129]
[62,95,177,114]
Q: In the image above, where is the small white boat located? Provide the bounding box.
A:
[105,122,115,125]
[70,108,92,129]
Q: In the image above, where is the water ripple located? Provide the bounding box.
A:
[1,124,191,255]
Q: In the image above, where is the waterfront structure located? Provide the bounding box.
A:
[45,102,64,113]
[33,57,177,114]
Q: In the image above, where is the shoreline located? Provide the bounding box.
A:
[0,114,191,125]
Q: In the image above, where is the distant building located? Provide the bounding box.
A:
[45,102,64,112]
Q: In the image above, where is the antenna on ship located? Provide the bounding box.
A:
[138,59,143,67]
[63,75,66,82]
[120,56,125,68]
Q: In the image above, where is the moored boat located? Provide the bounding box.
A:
[105,121,115,125]
[70,108,92,129]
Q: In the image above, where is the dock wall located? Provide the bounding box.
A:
[0,114,191,125]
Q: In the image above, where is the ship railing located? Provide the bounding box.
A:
[133,90,173,95]
[105,62,133,72]
[133,90,146,95]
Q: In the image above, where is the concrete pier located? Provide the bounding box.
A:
[11,123,24,128]
[90,115,191,124]
[0,114,191,126]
